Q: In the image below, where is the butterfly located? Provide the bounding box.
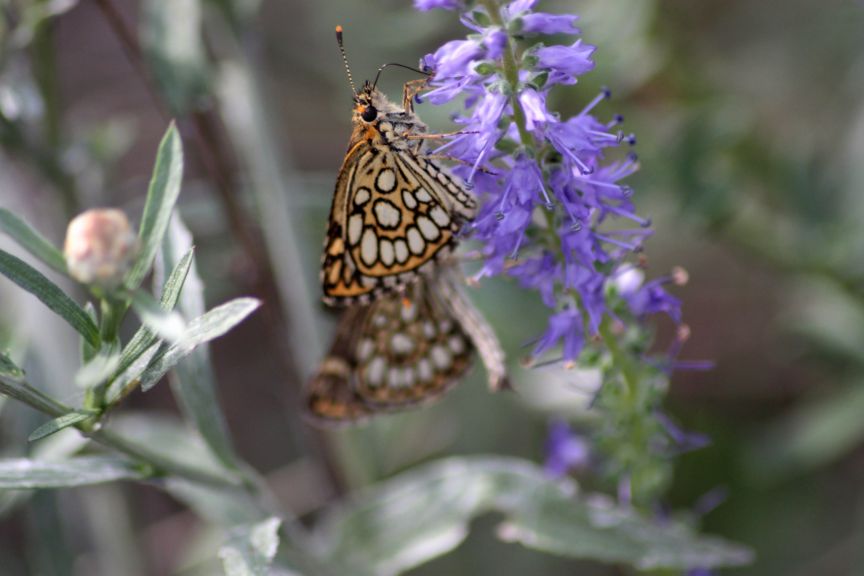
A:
[320,27,477,306]
[305,269,507,426]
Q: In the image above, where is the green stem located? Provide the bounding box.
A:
[598,317,639,398]
[480,0,535,150]
[4,373,240,489]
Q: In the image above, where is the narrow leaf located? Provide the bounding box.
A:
[0,351,25,381]
[219,517,282,576]
[159,215,238,469]
[125,123,184,289]
[113,248,193,381]
[141,0,210,114]
[0,249,100,348]
[28,411,93,442]
[0,352,68,416]
[129,289,186,342]
[0,456,143,489]
[139,298,260,391]
[75,340,122,389]
[746,383,864,482]
[0,208,66,273]
[316,457,753,574]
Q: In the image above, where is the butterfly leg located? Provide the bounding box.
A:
[402,78,431,113]
[420,153,499,176]
[404,130,480,141]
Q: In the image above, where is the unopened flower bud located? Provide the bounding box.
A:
[671,266,689,286]
[64,209,137,289]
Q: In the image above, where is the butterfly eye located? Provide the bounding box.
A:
[361,106,378,122]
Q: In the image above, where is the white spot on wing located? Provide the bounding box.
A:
[402,366,416,387]
[395,240,409,263]
[402,190,417,209]
[348,214,363,245]
[380,238,395,266]
[429,205,451,227]
[391,333,415,355]
[448,335,466,355]
[416,216,441,241]
[366,356,386,386]
[431,345,452,370]
[376,168,396,193]
[360,228,378,266]
[401,301,417,321]
[354,187,371,206]
[388,367,401,388]
[423,321,436,339]
[407,227,425,255]
[415,188,432,203]
[357,339,375,361]
[418,359,433,382]
[373,200,401,228]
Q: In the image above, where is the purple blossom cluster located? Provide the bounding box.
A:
[417,0,682,365]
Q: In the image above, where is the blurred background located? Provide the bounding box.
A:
[1,0,864,574]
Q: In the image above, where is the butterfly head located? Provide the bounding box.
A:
[353,81,400,125]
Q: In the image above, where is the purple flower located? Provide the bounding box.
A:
[413,0,461,10]
[544,420,591,478]
[655,411,711,455]
[414,0,715,528]
[517,13,580,35]
[533,308,584,363]
[535,40,596,85]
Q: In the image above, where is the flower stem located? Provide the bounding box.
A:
[5,372,241,489]
[598,317,639,397]
[479,0,535,151]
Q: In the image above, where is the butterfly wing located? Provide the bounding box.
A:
[304,305,371,425]
[352,277,474,407]
[321,117,477,306]
[305,276,475,425]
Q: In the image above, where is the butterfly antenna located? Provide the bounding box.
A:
[335,26,357,96]
[372,62,431,92]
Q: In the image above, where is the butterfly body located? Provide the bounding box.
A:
[321,82,477,306]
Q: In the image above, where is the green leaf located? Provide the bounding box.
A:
[11,0,79,47]
[113,247,194,383]
[139,298,260,391]
[28,411,93,442]
[0,352,69,416]
[315,457,753,574]
[0,351,25,381]
[0,249,100,348]
[219,517,282,576]
[0,208,67,274]
[128,289,186,342]
[158,215,239,469]
[0,456,143,489]
[746,383,864,482]
[141,0,210,114]
[75,340,122,389]
[125,123,184,289]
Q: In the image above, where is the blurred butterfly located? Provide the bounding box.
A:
[305,270,506,426]
[320,27,477,306]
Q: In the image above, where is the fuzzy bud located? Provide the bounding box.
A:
[64,208,137,289]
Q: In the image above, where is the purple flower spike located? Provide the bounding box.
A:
[416,1,704,506]
[544,420,591,478]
